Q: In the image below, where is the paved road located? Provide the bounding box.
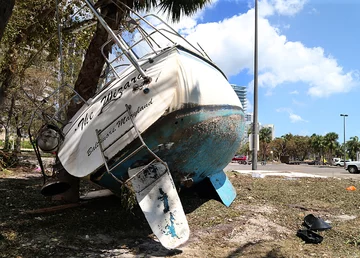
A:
[224,162,360,180]
[25,155,360,180]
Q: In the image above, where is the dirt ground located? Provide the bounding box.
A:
[1,165,360,258]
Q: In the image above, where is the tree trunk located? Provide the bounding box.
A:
[4,95,15,151]
[0,0,15,41]
[14,127,21,154]
[0,7,54,106]
[0,0,16,106]
[66,3,122,119]
[3,126,10,151]
[56,3,122,203]
[0,49,16,106]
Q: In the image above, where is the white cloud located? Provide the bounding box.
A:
[276,107,307,123]
[308,7,318,14]
[289,113,306,123]
[292,98,306,107]
[265,89,274,96]
[251,0,307,17]
[271,0,308,16]
[283,24,291,29]
[164,0,359,98]
[276,107,291,113]
[290,90,299,94]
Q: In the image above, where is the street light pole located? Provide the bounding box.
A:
[252,0,258,170]
[340,114,348,163]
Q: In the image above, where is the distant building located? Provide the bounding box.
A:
[230,85,276,145]
[231,84,247,112]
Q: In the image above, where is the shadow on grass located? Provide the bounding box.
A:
[226,241,287,258]
[0,175,216,257]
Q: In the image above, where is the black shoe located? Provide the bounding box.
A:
[302,214,331,231]
[296,229,323,244]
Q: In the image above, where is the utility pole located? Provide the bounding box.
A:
[252,0,258,170]
[340,114,348,163]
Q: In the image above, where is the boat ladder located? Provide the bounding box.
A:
[95,104,169,192]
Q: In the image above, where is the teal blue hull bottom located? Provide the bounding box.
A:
[91,104,245,206]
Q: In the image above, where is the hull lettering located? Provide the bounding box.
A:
[87,99,153,157]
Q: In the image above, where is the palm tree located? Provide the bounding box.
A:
[347,136,360,161]
[259,127,272,161]
[310,134,325,163]
[324,132,339,165]
[333,141,342,159]
[283,133,296,160]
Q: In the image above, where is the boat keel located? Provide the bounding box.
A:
[128,162,189,249]
[208,170,236,207]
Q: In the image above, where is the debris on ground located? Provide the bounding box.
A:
[1,167,360,257]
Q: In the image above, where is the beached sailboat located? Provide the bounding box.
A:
[32,1,245,249]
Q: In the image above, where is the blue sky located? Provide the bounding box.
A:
[158,0,360,141]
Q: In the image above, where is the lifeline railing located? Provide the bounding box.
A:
[91,0,211,90]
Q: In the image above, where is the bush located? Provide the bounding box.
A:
[0,150,19,168]
[21,140,33,149]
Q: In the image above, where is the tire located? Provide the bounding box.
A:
[348,166,358,174]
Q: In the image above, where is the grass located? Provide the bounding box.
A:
[1,167,360,257]
[189,172,360,257]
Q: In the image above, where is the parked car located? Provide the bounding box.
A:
[345,161,360,174]
[333,157,341,164]
[232,155,248,164]
[308,160,320,165]
[334,159,351,167]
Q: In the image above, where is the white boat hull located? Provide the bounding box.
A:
[58,47,242,179]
